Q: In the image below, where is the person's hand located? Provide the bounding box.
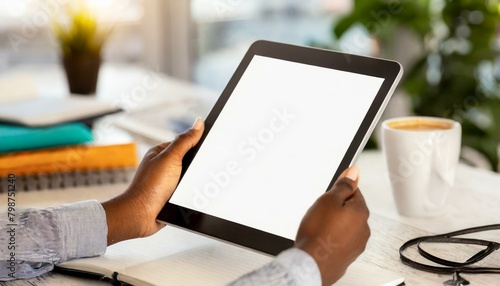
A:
[295,166,370,286]
[102,118,205,245]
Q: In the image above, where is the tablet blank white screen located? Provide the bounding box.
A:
[170,55,384,240]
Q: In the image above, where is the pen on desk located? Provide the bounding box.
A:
[381,277,405,286]
[53,266,112,283]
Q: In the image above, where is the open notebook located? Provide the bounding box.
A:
[56,225,404,286]
[56,226,272,285]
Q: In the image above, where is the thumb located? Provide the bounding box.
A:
[162,117,205,163]
[329,166,359,201]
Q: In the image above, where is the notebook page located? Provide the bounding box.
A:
[336,263,404,286]
[58,226,214,275]
[119,241,272,285]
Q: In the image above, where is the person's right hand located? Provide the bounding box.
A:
[295,166,370,286]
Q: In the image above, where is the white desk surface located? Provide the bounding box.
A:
[1,151,499,286]
[1,64,500,285]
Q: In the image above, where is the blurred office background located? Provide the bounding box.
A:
[0,0,499,170]
[0,0,360,92]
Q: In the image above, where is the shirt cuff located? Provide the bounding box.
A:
[50,200,108,261]
[275,248,321,286]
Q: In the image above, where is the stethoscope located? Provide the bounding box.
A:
[399,224,500,285]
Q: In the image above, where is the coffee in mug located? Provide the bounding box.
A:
[382,117,461,217]
[386,118,453,131]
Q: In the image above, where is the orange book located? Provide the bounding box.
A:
[0,143,138,177]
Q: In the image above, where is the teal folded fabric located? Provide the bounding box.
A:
[0,123,93,153]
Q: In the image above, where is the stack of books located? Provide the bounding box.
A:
[0,97,138,192]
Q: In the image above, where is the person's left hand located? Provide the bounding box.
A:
[102,118,204,245]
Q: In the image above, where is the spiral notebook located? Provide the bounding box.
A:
[0,143,138,192]
[0,168,136,193]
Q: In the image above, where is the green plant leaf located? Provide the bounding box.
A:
[53,6,109,57]
[332,0,500,171]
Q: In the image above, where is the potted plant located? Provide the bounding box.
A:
[53,6,109,95]
[333,0,500,171]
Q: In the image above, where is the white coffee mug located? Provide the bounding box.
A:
[382,117,461,217]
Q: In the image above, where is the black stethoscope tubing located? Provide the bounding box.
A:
[399,224,500,275]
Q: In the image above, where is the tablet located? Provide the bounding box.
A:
[158,40,402,255]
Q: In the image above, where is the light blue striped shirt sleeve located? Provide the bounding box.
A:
[0,200,107,281]
[0,201,322,285]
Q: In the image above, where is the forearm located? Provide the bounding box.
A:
[0,201,107,281]
[102,194,142,245]
[229,248,321,286]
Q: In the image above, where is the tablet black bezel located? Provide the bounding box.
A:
[157,40,402,255]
